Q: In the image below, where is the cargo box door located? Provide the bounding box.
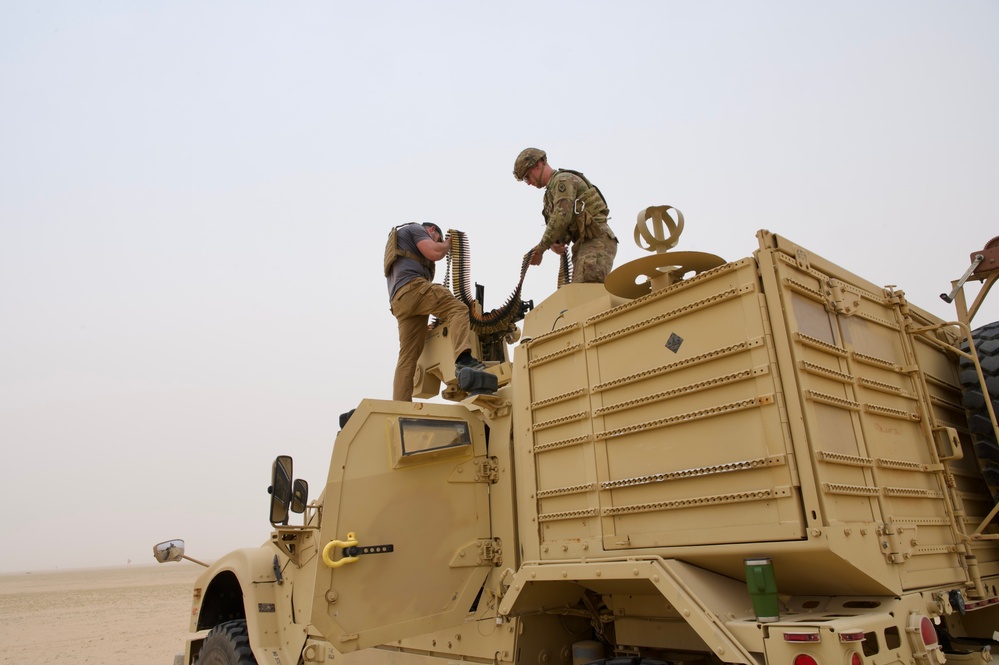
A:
[759,232,973,592]
[524,258,807,555]
[310,401,494,651]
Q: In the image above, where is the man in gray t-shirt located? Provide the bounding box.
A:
[386,223,484,401]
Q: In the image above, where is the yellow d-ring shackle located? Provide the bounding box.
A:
[322,532,359,569]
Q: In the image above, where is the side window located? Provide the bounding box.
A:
[396,418,472,463]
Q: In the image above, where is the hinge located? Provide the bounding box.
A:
[879,523,916,564]
[823,278,861,316]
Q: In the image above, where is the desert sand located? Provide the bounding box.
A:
[0,562,202,665]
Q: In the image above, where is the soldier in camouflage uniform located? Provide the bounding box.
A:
[513,148,618,283]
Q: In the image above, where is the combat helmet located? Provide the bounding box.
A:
[513,148,547,181]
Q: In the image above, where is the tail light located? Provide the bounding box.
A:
[907,612,943,665]
[918,617,937,647]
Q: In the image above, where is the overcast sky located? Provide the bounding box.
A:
[1,1,996,573]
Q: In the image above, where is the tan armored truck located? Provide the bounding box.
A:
[156,208,999,665]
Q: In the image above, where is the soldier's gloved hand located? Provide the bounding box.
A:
[550,242,567,256]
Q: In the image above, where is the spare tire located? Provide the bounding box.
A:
[960,321,999,500]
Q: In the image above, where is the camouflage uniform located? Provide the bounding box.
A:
[538,170,618,283]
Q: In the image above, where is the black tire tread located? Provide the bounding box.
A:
[960,321,999,501]
[195,619,257,665]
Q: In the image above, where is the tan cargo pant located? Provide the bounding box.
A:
[390,278,472,401]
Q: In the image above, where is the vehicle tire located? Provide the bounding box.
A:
[196,620,257,665]
[960,321,999,500]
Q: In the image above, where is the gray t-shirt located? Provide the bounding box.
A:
[387,224,435,300]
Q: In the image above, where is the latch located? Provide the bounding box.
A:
[321,532,394,569]
[450,538,503,568]
[449,456,500,484]
[479,538,503,565]
[477,457,500,483]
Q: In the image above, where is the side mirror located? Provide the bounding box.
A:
[153,539,185,563]
[291,479,309,514]
[269,455,293,525]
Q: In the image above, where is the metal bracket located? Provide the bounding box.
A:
[795,248,810,271]
[941,254,984,303]
[273,555,284,585]
[341,544,394,557]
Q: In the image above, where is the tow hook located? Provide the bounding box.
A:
[322,532,394,569]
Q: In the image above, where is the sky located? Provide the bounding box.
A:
[1,1,997,573]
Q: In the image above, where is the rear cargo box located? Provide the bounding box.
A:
[514,230,999,596]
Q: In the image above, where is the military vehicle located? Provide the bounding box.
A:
[156,207,999,665]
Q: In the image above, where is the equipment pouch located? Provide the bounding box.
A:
[383,226,399,277]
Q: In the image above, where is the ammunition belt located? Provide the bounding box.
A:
[442,230,570,335]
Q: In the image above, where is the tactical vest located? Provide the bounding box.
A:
[546,170,616,243]
[383,224,436,278]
